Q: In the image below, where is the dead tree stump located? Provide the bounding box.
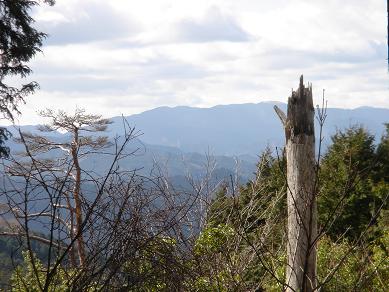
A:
[275,75,317,291]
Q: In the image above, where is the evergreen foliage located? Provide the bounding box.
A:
[319,126,388,240]
[1,125,388,291]
[200,125,388,290]
[0,231,50,289]
[11,252,70,292]
[0,0,54,156]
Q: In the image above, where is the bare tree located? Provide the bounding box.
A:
[0,100,386,291]
[0,108,204,290]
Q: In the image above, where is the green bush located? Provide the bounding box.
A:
[11,252,70,292]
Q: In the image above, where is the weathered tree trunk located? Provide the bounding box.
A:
[275,75,317,291]
[72,129,86,266]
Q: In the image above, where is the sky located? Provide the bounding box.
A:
[9,0,389,124]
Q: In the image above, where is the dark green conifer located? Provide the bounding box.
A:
[0,0,54,156]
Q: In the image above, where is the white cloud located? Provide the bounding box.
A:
[173,7,250,43]
[34,1,138,45]
[9,0,389,125]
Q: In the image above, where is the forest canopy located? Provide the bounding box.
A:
[0,122,387,291]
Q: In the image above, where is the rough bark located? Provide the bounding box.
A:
[65,191,77,267]
[275,75,317,291]
[72,129,86,266]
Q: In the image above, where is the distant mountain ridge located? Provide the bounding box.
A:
[108,102,389,156]
[3,102,389,182]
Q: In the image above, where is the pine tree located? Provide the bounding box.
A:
[318,126,377,240]
[12,108,112,267]
[0,0,54,156]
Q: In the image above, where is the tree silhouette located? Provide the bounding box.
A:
[0,0,55,156]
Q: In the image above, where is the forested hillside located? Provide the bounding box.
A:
[6,104,389,156]
[108,104,389,155]
[1,117,388,290]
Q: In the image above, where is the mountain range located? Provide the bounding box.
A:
[4,102,389,182]
[108,102,389,155]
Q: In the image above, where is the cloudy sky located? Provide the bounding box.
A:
[12,0,389,124]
